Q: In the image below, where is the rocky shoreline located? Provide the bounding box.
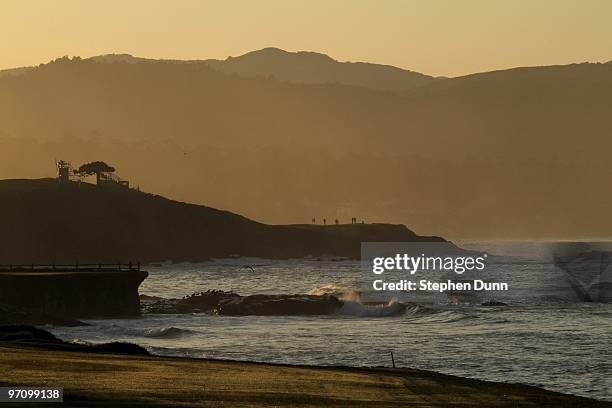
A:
[140,290,412,317]
[141,290,344,316]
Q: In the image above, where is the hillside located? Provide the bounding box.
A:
[0,57,611,239]
[203,47,437,91]
[0,179,442,263]
[84,48,438,91]
[0,66,33,79]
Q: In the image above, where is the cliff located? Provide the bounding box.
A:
[0,178,445,263]
[0,267,147,318]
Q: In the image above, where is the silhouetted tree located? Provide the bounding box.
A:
[77,161,115,184]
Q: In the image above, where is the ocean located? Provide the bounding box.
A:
[48,242,612,401]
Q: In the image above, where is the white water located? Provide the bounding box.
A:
[48,242,612,401]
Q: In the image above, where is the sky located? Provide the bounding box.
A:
[0,0,611,77]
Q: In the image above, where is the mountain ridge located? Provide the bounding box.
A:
[2,47,608,86]
[202,47,438,91]
[0,55,611,239]
[2,47,439,91]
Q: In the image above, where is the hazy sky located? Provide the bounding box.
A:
[1,0,611,77]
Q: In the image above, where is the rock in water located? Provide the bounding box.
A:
[215,294,343,316]
[144,291,343,316]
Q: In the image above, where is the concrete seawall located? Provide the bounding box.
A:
[0,266,148,318]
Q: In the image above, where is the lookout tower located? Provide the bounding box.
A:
[56,160,73,182]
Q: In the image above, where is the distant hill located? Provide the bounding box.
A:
[0,56,611,239]
[0,66,33,79]
[87,54,200,65]
[202,47,438,91]
[0,179,443,263]
[84,48,438,91]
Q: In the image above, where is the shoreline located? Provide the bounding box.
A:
[0,344,609,407]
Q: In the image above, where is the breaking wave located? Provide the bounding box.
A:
[336,298,406,317]
[309,284,414,317]
[142,327,193,338]
[307,284,362,301]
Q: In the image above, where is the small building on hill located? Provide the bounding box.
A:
[56,159,129,188]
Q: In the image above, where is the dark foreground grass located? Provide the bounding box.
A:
[0,343,610,407]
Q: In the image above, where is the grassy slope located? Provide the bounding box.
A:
[0,345,608,407]
[0,178,442,263]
